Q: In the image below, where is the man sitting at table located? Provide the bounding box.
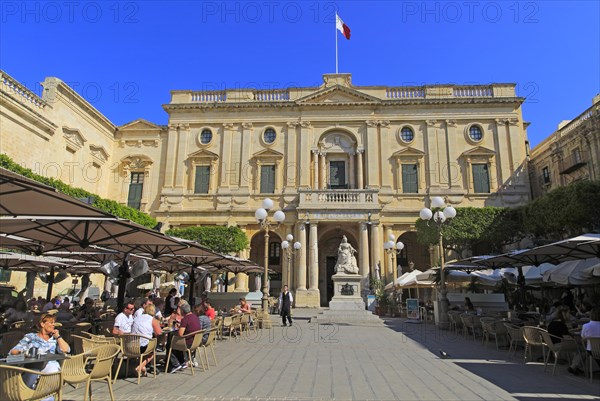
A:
[203,300,216,320]
[10,313,70,401]
[113,301,135,335]
[134,297,153,319]
[569,307,600,375]
[169,303,201,373]
[194,304,212,344]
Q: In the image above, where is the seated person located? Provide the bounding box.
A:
[112,302,135,335]
[55,303,76,324]
[4,298,30,325]
[131,304,162,375]
[547,306,573,343]
[203,300,216,320]
[231,298,252,314]
[464,297,475,312]
[169,303,201,373]
[194,304,212,344]
[76,298,100,321]
[10,313,70,398]
[569,307,600,375]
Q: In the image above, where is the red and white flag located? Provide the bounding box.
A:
[336,13,351,40]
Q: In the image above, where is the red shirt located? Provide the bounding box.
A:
[205,307,215,320]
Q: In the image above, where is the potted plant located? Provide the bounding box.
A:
[369,277,386,315]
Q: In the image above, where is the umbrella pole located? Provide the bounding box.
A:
[188,266,196,305]
[517,266,526,310]
[117,254,130,312]
[46,266,55,302]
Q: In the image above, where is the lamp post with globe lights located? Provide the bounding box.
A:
[255,198,286,311]
[383,234,405,284]
[419,196,456,328]
[281,234,302,288]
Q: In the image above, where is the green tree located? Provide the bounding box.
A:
[166,225,249,254]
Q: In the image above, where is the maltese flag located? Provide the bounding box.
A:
[336,13,351,40]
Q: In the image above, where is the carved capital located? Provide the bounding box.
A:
[445,119,457,127]
[426,120,438,127]
[223,123,235,130]
[378,120,390,127]
[366,120,379,127]
[287,121,299,128]
[508,118,520,126]
[242,122,253,129]
[300,120,312,128]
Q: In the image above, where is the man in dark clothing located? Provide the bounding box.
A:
[169,303,201,373]
[279,285,293,327]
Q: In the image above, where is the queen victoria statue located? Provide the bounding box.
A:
[334,235,359,274]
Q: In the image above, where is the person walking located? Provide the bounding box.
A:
[279,285,293,327]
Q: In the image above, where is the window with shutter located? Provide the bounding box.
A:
[260,165,275,193]
[401,164,418,193]
[194,166,210,194]
[472,164,490,193]
[127,172,144,209]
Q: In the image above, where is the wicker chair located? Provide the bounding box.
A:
[115,334,157,384]
[504,323,525,354]
[522,326,547,362]
[539,331,578,375]
[255,311,272,329]
[584,337,600,383]
[214,316,224,340]
[71,334,110,355]
[199,328,219,369]
[0,364,63,401]
[481,319,508,350]
[63,344,120,401]
[165,330,204,376]
[460,314,481,341]
[447,311,463,335]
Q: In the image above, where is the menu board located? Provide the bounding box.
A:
[406,298,420,320]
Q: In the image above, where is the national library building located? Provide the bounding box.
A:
[0,71,531,306]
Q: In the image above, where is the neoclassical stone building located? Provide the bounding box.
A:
[528,95,600,199]
[1,71,531,306]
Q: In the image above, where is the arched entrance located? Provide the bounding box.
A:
[318,228,359,306]
[250,232,283,295]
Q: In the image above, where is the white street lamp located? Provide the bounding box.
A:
[383,233,405,283]
[255,198,285,311]
[419,196,456,328]
[281,234,302,290]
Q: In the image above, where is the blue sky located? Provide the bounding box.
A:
[1,1,598,147]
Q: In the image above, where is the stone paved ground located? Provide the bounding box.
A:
[62,310,600,401]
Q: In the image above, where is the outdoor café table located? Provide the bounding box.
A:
[0,353,66,368]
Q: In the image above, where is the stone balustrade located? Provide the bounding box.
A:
[385,87,425,99]
[253,90,290,101]
[298,189,377,209]
[558,103,598,136]
[0,70,47,110]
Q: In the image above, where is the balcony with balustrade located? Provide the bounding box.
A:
[297,188,378,211]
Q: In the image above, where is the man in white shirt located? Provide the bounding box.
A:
[134,298,153,319]
[569,307,600,375]
[112,302,135,335]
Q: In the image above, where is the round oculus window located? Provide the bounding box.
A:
[400,127,414,142]
[263,128,276,144]
[200,129,213,144]
[469,125,483,141]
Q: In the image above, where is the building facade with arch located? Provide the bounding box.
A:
[1,71,531,306]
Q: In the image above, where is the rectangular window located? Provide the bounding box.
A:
[260,165,275,193]
[401,164,418,193]
[542,166,550,184]
[194,165,210,194]
[472,164,490,193]
[572,148,582,163]
[127,172,144,209]
[329,161,346,189]
[269,242,281,265]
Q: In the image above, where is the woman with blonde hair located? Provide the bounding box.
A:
[10,313,70,400]
[131,303,162,375]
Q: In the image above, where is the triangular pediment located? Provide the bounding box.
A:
[119,119,162,131]
[252,148,284,159]
[188,149,219,160]
[461,146,496,157]
[296,85,381,105]
[391,147,426,158]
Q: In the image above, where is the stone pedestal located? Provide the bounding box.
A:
[295,288,320,308]
[329,273,365,311]
[310,273,383,326]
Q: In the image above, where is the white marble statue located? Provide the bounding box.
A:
[334,235,359,274]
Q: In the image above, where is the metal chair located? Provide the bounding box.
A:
[585,337,600,383]
[0,364,63,401]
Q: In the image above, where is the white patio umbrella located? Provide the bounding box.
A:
[543,257,600,286]
[521,263,556,285]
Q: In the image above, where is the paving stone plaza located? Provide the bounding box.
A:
[61,309,599,401]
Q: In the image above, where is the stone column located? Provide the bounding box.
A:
[239,122,252,189]
[357,149,364,189]
[219,123,234,189]
[425,120,440,189]
[309,222,319,290]
[349,151,355,189]
[319,152,326,189]
[312,150,319,189]
[384,226,394,283]
[365,120,379,188]
[359,222,369,277]
[174,124,189,189]
[370,223,381,278]
[296,223,307,291]
[163,124,179,188]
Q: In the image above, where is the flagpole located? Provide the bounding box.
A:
[335,14,339,74]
